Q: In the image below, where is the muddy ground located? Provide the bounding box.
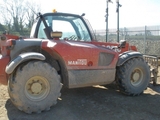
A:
[0,69,160,120]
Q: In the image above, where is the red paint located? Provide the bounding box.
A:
[41,40,119,70]
[0,39,13,56]
[0,38,137,85]
[0,56,10,85]
[0,38,13,85]
[91,41,137,53]
[5,34,19,40]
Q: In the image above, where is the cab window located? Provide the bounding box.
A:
[37,15,91,41]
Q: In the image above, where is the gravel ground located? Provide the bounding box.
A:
[0,69,160,120]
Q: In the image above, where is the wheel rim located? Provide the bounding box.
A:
[25,76,50,101]
[131,68,143,86]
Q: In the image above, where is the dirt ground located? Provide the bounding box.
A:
[0,69,160,120]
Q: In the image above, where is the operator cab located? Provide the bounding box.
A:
[30,12,96,42]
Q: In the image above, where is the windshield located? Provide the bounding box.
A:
[37,14,91,41]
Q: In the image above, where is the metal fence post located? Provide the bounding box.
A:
[144,26,147,54]
[106,1,109,42]
[123,27,126,40]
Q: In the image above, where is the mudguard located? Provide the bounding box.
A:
[117,51,143,66]
[5,52,45,74]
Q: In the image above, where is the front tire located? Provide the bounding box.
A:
[116,58,150,96]
[8,61,62,114]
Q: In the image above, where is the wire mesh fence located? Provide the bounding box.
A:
[94,25,160,56]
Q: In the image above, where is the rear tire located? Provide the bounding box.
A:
[8,61,62,114]
[116,58,150,96]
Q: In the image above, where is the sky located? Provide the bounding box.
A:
[2,0,160,30]
[33,0,160,29]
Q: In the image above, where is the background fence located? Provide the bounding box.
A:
[94,25,160,56]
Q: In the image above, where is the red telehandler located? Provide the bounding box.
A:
[0,12,154,113]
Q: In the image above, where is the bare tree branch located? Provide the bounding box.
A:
[0,0,41,35]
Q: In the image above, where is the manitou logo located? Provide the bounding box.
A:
[102,45,121,52]
[68,59,87,65]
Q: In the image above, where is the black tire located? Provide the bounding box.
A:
[8,61,62,114]
[116,57,150,96]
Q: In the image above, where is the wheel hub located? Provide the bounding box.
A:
[131,68,143,86]
[132,72,140,82]
[25,76,50,101]
[31,82,42,94]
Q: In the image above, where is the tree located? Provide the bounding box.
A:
[0,23,6,31]
[0,0,41,36]
[25,1,41,30]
